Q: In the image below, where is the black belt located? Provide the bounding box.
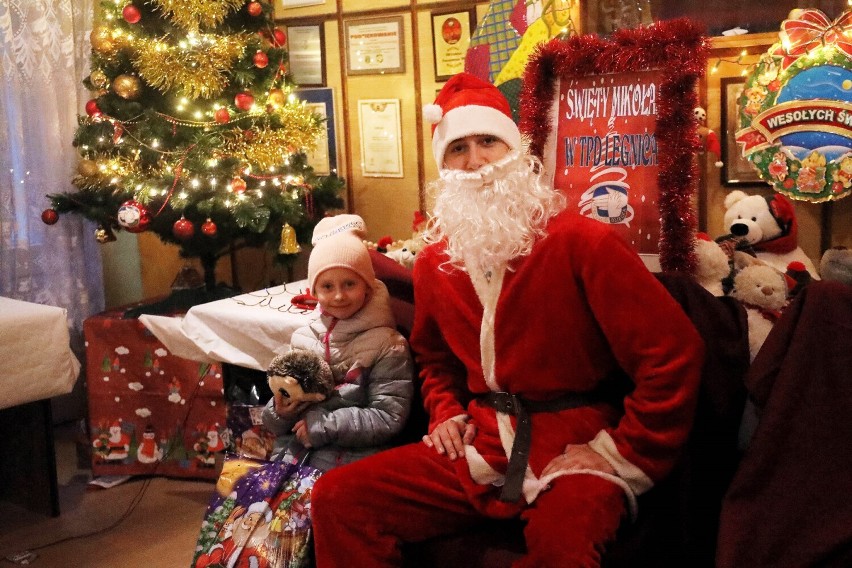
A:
[480,389,612,503]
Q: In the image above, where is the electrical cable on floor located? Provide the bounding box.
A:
[3,370,210,565]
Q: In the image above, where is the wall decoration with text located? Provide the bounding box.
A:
[521,19,709,272]
[735,9,852,203]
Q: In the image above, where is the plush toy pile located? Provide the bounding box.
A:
[692,187,852,361]
[717,190,820,278]
[364,211,426,271]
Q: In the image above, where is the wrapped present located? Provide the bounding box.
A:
[84,307,227,479]
[226,403,277,461]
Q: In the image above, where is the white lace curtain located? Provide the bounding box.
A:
[0,0,103,335]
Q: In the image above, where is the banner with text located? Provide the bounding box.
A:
[553,70,661,255]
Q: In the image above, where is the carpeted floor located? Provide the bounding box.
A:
[0,422,214,568]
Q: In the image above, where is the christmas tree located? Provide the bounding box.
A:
[44,0,344,291]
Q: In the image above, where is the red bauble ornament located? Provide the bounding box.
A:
[122,5,141,24]
[172,217,195,240]
[201,218,218,237]
[214,107,231,124]
[41,208,59,225]
[85,99,100,116]
[230,177,247,193]
[272,29,286,47]
[234,91,254,111]
[117,199,151,233]
[253,51,269,69]
[247,1,263,16]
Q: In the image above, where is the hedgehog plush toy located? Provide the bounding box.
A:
[267,350,334,403]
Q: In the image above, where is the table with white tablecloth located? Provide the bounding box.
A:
[0,297,81,516]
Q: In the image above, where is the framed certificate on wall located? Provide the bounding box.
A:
[295,88,336,175]
[432,10,475,82]
[357,99,403,177]
[284,24,325,87]
[345,17,405,76]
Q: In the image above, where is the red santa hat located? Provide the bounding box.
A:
[758,193,799,254]
[423,73,521,168]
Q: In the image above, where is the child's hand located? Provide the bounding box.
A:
[292,419,312,448]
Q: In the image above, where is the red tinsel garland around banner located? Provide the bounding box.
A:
[520,18,710,273]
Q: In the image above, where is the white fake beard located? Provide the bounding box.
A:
[424,151,566,275]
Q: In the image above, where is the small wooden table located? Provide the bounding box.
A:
[0,297,81,517]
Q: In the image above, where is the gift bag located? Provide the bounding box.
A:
[192,453,322,568]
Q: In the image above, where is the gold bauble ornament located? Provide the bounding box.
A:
[112,74,142,100]
[78,159,99,177]
[90,69,109,89]
[267,88,285,108]
[90,26,115,55]
[278,223,301,254]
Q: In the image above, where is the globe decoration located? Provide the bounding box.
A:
[735,9,852,202]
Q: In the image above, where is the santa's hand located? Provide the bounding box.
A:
[422,417,475,461]
[273,391,312,419]
[292,419,312,448]
[540,443,616,477]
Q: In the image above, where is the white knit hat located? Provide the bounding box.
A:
[307,214,375,292]
[423,72,521,168]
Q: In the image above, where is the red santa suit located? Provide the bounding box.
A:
[312,211,703,567]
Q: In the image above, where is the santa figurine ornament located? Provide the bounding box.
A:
[694,106,723,168]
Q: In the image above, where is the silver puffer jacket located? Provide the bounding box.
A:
[261,280,414,471]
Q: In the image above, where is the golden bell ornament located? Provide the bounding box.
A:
[278,223,301,254]
[95,225,117,243]
[78,159,99,177]
[113,74,142,100]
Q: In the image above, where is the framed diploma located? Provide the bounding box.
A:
[295,88,336,175]
[432,10,475,82]
[345,16,405,76]
[284,24,325,87]
[358,99,403,178]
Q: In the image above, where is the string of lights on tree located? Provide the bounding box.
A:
[43,0,343,289]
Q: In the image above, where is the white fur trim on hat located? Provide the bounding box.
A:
[431,105,522,168]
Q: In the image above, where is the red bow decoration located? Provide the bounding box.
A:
[776,9,852,61]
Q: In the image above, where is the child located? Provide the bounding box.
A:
[261,214,414,472]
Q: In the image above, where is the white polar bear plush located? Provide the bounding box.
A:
[721,190,820,279]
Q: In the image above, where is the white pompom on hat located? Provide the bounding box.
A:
[307,214,375,292]
[423,72,521,168]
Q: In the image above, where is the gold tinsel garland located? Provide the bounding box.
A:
[149,0,246,31]
[135,34,251,99]
[221,108,323,172]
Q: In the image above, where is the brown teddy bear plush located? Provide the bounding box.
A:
[729,258,789,362]
[266,350,334,403]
